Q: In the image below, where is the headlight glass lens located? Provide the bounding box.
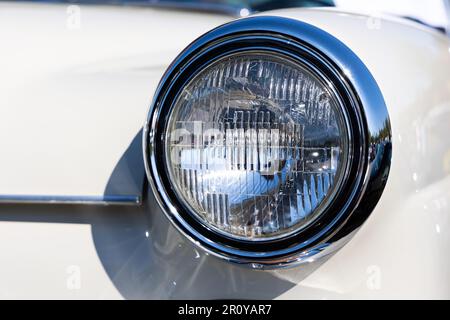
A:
[164,51,349,241]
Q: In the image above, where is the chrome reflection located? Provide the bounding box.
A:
[165,52,349,241]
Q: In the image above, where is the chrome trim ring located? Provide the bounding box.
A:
[143,16,391,269]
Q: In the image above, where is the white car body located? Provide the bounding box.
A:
[0,1,449,299]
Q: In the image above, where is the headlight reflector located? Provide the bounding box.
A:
[165,51,349,240]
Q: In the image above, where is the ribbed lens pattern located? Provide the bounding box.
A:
[165,52,348,240]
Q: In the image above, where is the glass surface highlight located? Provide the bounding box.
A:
[165,52,349,240]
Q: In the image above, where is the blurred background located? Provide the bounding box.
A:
[15,0,450,35]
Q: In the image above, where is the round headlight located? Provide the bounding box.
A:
[144,16,391,268]
[165,51,350,241]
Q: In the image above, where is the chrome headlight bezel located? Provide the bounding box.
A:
[143,16,391,268]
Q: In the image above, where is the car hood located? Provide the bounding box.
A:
[0,2,230,201]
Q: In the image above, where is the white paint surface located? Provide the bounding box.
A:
[0,2,449,299]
